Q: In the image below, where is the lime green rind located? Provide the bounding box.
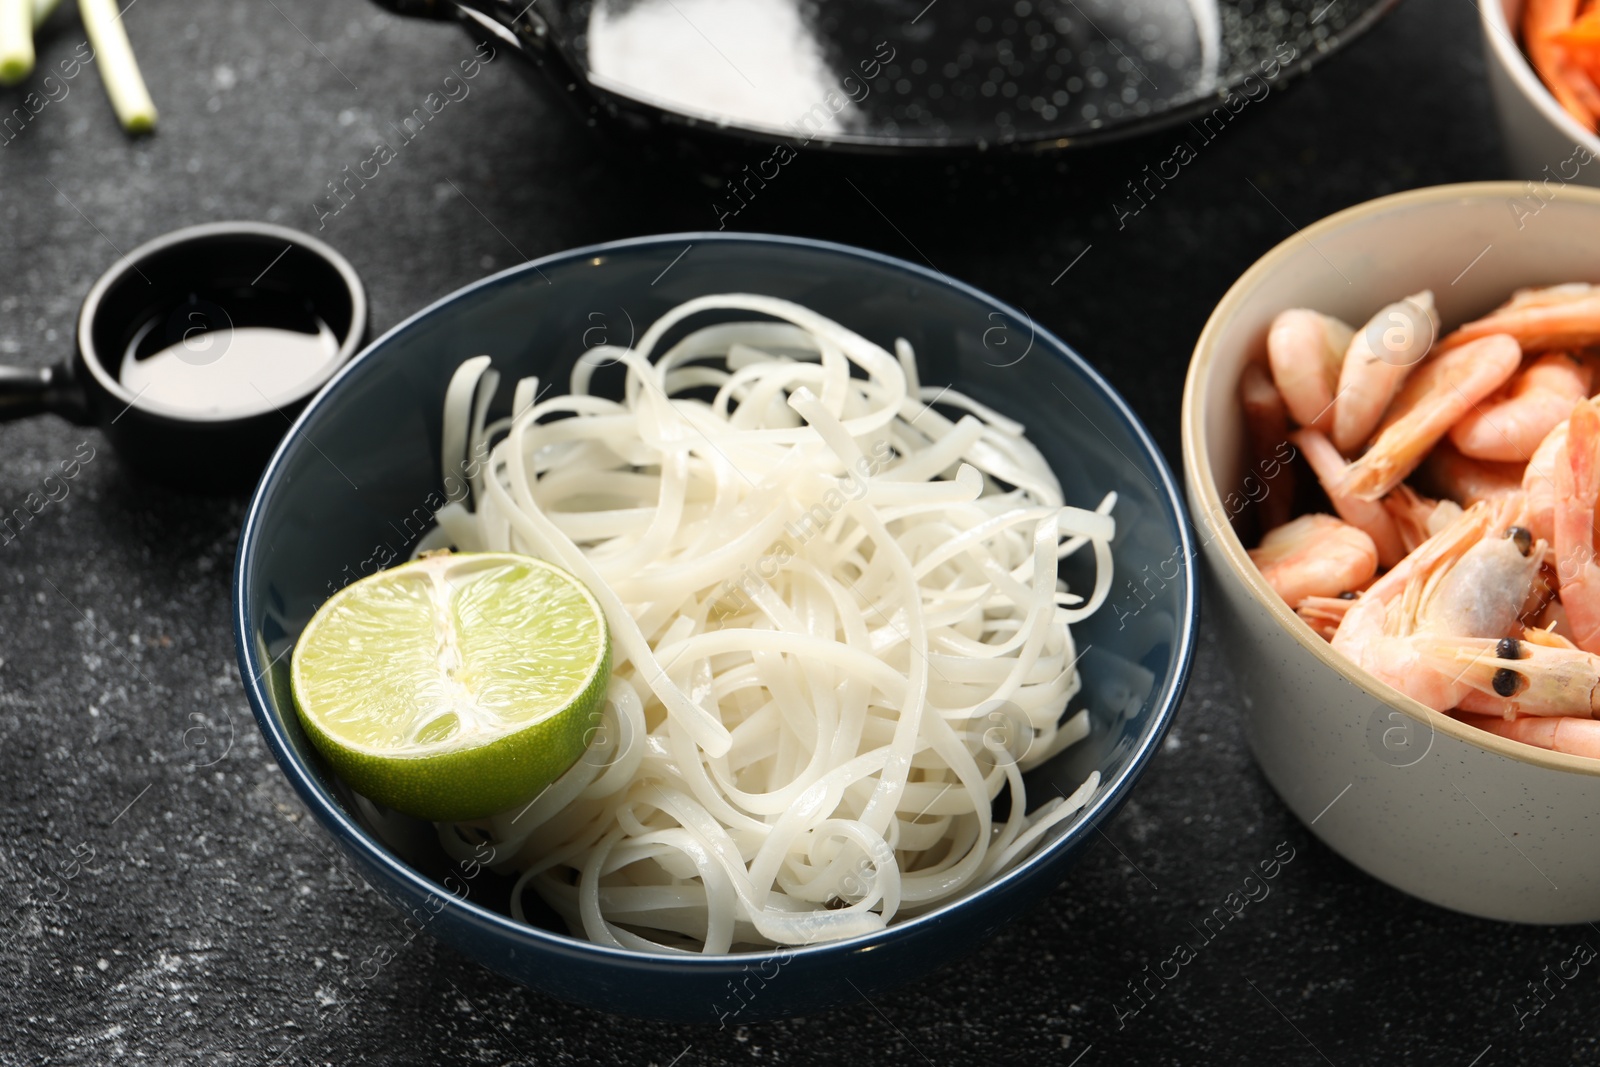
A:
[296,639,610,822]
[290,552,614,822]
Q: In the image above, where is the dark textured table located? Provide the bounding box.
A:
[2,0,1596,1064]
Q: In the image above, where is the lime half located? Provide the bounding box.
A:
[291,551,611,822]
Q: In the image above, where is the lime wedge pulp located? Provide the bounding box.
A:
[290,551,611,822]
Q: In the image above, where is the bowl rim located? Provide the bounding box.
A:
[76,219,370,424]
[1479,0,1600,157]
[1182,179,1600,780]
[233,230,1200,967]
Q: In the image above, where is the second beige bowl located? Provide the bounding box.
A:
[1183,181,1600,924]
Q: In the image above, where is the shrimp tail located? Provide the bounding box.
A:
[1297,594,1355,641]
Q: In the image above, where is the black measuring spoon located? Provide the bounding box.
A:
[1,221,369,493]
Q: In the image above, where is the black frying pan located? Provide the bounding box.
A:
[376,0,1402,153]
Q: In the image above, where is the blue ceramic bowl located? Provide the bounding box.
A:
[233,233,1196,1022]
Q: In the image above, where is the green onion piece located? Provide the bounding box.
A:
[32,0,62,27]
[0,0,34,86]
[78,0,156,134]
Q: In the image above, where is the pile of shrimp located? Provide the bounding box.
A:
[1524,0,1600,133]
[1240,282,1600,760]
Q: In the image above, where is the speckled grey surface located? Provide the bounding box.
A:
[1,0,1597,1064]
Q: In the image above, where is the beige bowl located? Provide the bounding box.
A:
[1182,181,1600,924]
[1481,0,1600,186]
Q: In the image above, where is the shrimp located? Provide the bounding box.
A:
[1500,282,1596,312]
[1413,635,1600,718]
[1384,484,1463,555]
[1534,597,1576,641]
[1519,624,1580,651]
[1249,514,1378,608]
[1338,334,1522,501]
[1290,428,1407,568]
[1332,290,1440,454]
[1297,594,1354,641]
[1520,563,1565,637]
[1267,308,1352,432]
[1331,498,1542,711]
[1556,5,1600,97]
[1525,0,1600,131]
[1554,401,1600,652]
[1524,414,1572,544]
[1448,353,1590,462]
[1519,395,1600,543]
[1470,715,1600,757]
[1437,282,1600,353]
[1239,361,1297,532]
[1420,442,1525,507]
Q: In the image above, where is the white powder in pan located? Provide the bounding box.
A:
[584,0,852,135]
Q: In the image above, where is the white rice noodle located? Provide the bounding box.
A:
[424,294,1115,952]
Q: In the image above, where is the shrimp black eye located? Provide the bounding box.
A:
[1505,526,1533,557]
[1495,637,1523,660]
[1491,668,1524,697]
[1338,591,1357,600]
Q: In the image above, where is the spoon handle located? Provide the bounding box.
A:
[0,363,92,424]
